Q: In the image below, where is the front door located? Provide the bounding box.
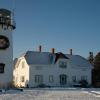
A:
[60,74,67,85]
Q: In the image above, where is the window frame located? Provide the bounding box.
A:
[72,76,76,82]
[81,76,87,81]
[0,35,10,50]
[59,61,67,68]
[49,75,54,83]
[35,75,43,83]
[0,63,5,73]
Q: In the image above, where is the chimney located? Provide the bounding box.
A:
[70,49,72,55]
[51,48,55,54]
[39,45,42,52]
[89,52,94,64]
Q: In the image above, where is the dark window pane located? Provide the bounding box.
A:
[0,63,5,73]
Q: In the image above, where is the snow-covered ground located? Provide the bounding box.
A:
[0,88,100,100]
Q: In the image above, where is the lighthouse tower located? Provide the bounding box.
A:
[0,9,16,88]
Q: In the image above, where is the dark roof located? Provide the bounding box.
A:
[18,51,93,69]
[24,51,69,65]
[55,52,69,63]
[0,9,11,16]
[24,51,55,65]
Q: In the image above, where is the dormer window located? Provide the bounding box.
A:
[0,63,5,73]
[59,61,67,68]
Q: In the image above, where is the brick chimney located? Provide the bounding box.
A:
[39,45,42,52]
[70,49,72,55]
[51,48,55,54]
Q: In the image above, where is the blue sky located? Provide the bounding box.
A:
[0,0,100,58]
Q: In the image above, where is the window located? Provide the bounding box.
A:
[21,76,25,82]
[0,35,10,49]
[72,76,76,82]
[22,61,25,68]
[35,66,42,70]
[59,61,67,68]
[4,27,7,30]
[81,76,87,81]
[0,63,5,73]
[35,75,43,83]
[49,75,54,83]
[60,74,67,85]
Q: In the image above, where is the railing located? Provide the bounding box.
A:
[0,16,16,29]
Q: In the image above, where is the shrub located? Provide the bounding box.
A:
[79,80,88,87]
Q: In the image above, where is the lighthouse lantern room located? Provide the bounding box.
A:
[0,8,16,88]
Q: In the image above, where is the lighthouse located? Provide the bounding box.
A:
[0,8,16,88]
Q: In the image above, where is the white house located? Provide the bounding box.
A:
[13,47,93,88]
[0,9,16,88]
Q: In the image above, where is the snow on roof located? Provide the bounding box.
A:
[25,51,55,65]
[22,51,92,69]
[66,54,93,69]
